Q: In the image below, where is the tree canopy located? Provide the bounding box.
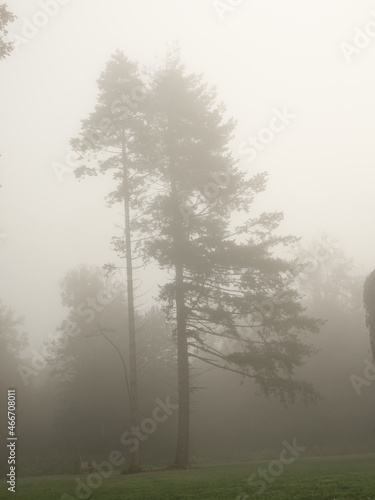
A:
[0,3,15,61]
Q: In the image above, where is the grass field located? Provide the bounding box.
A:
[1,454,375,499]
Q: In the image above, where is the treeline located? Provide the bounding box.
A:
[1,240,374,475]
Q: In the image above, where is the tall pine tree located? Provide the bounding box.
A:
[136,51,321,469]
[71,51,147,471]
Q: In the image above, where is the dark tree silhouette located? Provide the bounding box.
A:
[137,50,322,469]
[364,269,375,359]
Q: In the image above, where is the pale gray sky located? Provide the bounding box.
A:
[1,0,374,347]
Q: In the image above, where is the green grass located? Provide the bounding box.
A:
[1,454,375,499]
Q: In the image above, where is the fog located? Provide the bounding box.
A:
[1,0,374,345]
[1,0,375,495]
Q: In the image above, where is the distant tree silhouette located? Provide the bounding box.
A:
[364,269,375,359]
[0,301,26,389]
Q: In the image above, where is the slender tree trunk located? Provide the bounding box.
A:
[169,153,190,469]
[174,258,190,468]
[121,136,140,470]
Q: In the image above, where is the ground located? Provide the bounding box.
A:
[1,454,375,499]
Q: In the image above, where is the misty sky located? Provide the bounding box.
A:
[1,0,375,348]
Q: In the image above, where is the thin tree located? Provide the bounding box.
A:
[136,51,322,469]
[71,51,146,471]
